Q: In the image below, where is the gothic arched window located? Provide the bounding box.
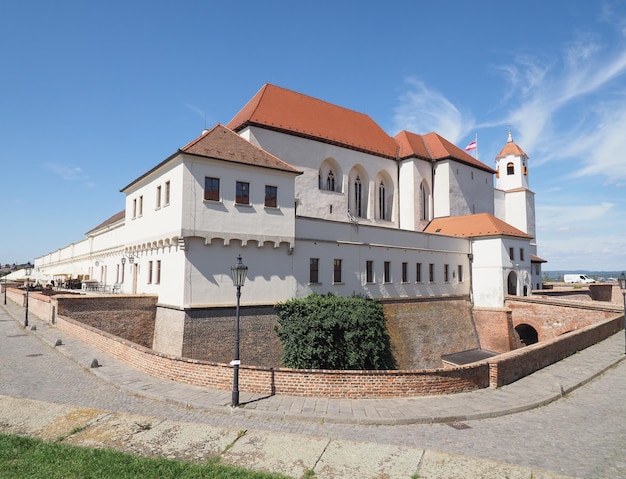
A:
[327,171,335,191]
[354,176,363,217]
[378,181,386,220]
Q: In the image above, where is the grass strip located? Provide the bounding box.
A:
[0,432,289,479]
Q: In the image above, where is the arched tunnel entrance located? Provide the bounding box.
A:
[515,324,538,346]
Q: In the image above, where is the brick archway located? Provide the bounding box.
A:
[515,323,538,346]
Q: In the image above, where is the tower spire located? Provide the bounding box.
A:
[507,125,513,143]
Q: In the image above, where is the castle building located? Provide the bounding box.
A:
[36,84,545,352]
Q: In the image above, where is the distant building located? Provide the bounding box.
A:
[36,83,545,321]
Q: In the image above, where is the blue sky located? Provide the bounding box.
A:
[2,1,626,271]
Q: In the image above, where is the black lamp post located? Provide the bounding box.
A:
[619,271,626,354]
[230,255,248,407]
[3,273,6,305]
[24,264,32,328]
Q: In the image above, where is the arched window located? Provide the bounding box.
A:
[378,181,386,220]
[420,181,430,221]
[507,162,515,175]
[354,176,363,217]
[326,171,335,191]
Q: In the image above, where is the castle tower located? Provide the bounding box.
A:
[493,129,536,245]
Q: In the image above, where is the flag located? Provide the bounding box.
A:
[465,140,477,151]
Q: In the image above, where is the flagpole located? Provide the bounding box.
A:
[475,133,478,161]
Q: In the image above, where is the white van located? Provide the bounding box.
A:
[564,274,596,284]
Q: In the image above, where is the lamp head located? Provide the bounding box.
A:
[230,255,248,288]
[619,272,626,290]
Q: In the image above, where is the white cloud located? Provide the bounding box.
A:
[392,78,474,142]
[44,163,87,181]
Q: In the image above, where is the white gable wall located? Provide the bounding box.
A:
[240,127,399,228]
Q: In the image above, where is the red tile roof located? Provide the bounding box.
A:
[395,130,495,173]
[425,213,532,239]
[86,210,125,235]
[497,140,528,159]
[530,254,547,263]
[182,124,301,174]
[227,84,399,158]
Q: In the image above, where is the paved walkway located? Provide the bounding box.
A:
[1,297,624,478]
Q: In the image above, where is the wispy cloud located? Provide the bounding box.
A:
[43,163,95,187]
[392,78,475,142]
[44,163,87,181]
[495,35,626,180]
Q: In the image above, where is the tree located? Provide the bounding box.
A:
[275,293,395,370]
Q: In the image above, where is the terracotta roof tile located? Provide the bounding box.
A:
[227,84,399,158]
[530,254,547,263]
[424,213,532,239]
[497,140,528,159]
[182,124,301,174]
[394,130,495,173]
[86,210,125,235]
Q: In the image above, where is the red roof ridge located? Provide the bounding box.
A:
[182,123,301,174]
[394,130,495,173]
[425,212,532,239]
[228,84,399,158]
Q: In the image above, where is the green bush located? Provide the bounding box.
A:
[275,293,395,370]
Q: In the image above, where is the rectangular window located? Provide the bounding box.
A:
[265,185,277,207]
[204,177,220,201]
[139,196,143,216]
[509,247,515,260]
[236,181,250,204]
[444,264,450,282]
[458,265,464,282]
[132,199,137,219]
[402,262,408,283]
[164,181,170,205]
[384,261,391,283]
[155,260,161,284]
[429,263,435,283]
[520,248,525,261]
[416,263,422,283]
[147,261,153,284]
[156,185,162,208]
[366,260,373,283]
[333,259,342,283]
[309,258,319,283]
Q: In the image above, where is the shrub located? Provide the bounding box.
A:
[275,293,395,370]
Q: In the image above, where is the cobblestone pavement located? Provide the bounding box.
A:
[1,303,625,478]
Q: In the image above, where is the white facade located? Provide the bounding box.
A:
[35,85,543,311]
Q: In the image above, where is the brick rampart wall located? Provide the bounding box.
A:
[507,296,620,341]
[382,296,479,369]
[55,314,489,398]
[181,305,282,368]
[488,315,623,387]
[56,296,157,348]
[472,307,521,353]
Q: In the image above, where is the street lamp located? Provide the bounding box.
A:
[24,263,32,328]
[619,271,626,354]
[3,272,7,305]
[230,254,248,407]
